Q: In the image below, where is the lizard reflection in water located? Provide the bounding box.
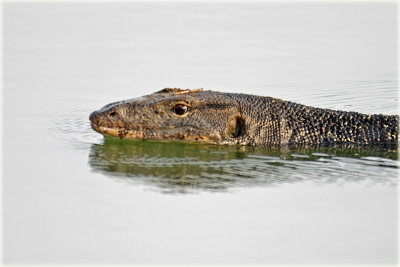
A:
[88,139,398,194]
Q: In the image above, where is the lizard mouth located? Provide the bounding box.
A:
[91,121,220,143]
[91,123,147,139]
[91,123,120,136]
[90,122,145,139]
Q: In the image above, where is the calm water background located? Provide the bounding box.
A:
[3,2,398,264]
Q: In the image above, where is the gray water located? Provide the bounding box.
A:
[3,2,398,264]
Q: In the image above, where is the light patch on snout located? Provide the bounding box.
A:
[92,124,145,139]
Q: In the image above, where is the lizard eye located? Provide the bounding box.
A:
[173,104,188,116]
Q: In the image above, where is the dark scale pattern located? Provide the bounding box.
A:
[228,93,398,147]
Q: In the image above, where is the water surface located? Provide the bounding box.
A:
[88,139,398,194]
[3,2,398,264]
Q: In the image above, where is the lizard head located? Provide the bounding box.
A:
[89,88,247,145]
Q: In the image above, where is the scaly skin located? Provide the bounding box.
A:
[89,88,398,148]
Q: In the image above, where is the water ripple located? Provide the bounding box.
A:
[255,75,398,115]
[48,106,102,149]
